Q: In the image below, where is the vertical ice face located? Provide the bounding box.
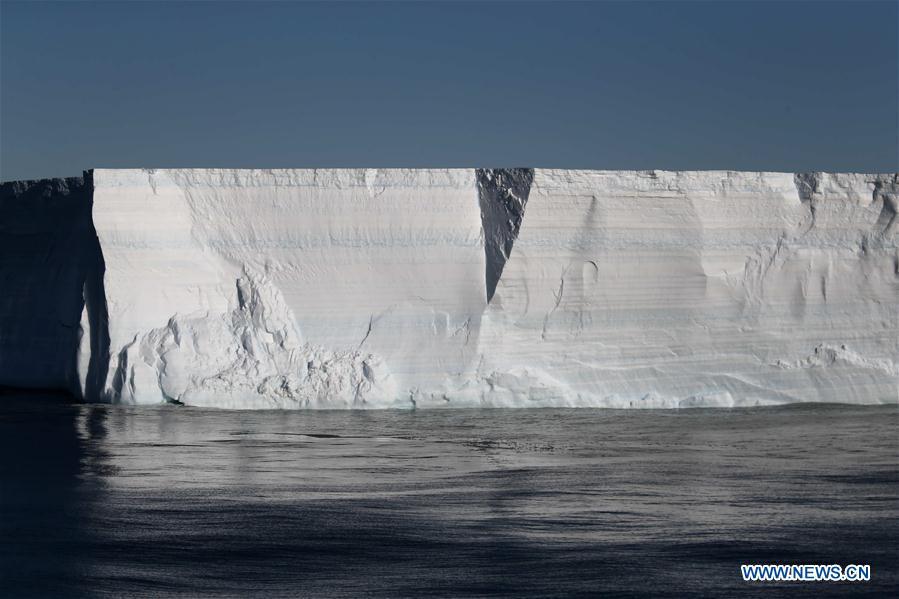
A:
[0,168,896,407]
[0,174,107,398]
[90,169,487,407]
[471,170,899,407]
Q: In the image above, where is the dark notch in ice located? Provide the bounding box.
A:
[476,168,534,302]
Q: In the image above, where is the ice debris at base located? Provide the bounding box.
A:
[110,269,397,408]
[1,168,897,408]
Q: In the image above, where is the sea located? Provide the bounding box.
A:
[1,396,897,597]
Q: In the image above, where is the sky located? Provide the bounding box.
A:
[1,0,897,180]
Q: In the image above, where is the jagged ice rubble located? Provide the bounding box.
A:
[1,168,896,408]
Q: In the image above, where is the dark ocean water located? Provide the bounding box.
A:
[1,397,897,598]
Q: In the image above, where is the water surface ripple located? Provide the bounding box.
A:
[1,399,897,597]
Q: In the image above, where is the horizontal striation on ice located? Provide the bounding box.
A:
[90,168,484,408]
[0,168,896,408]
[471,170,898,408]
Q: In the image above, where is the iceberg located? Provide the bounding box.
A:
[1,168,896,408]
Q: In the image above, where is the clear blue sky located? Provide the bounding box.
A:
[1,0,896,180]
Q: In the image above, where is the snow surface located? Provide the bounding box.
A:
[1,168,896,408]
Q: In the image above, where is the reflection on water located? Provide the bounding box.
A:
[1,398,897,597]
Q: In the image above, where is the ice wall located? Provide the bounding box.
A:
[90,169,486,407]
[0,174,107,396]
[473,170,898,407]
[1,168,896,407]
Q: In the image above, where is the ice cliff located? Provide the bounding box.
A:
[1,168,896,408]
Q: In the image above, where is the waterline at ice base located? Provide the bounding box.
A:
[1,168,896,408]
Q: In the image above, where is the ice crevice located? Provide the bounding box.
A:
[476,168,534,302]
